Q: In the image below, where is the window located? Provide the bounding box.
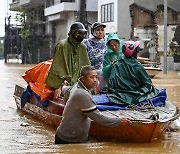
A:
[45,0,54,8]
[101,3,114,23]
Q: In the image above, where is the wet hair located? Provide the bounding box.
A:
[108,39,119,46]
[80,65,96,77]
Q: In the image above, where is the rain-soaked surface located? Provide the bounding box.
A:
[0,59,179,154]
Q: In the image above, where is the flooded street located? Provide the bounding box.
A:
[0,59,179,154]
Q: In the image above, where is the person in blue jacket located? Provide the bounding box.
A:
[83,22,107,92]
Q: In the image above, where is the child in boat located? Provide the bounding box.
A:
[55,65,131,144]
[101,40,159,105]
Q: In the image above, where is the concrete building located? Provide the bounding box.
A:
[44,0,98,46]
[98,0,180,70]
[9,0,179,69]
[9,0,49,63]
[9,0,98,62]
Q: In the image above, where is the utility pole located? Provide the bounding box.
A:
[163,0,167,74]
[79,0,87,29]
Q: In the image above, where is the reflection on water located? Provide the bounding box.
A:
[0,60,179,154]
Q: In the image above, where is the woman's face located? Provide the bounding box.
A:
[95,26,105,39]
[108,40,119,52]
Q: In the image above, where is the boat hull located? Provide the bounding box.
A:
[13,85,179,142]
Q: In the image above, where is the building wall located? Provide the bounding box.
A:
[86,0,98,11]
[98,0,118,36]
[157,25,177,54]
[155,6,180,58]
[130,4,156,60]
[117,0,134,40]
[55,20,68,43]
[134,0,163,12]
[86,12,98,36]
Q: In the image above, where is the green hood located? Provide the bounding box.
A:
[106,32,123,54]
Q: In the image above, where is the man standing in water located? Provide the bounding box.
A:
[45,22,90,100]
[55,65,131,144]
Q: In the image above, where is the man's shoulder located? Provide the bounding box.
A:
[79,42,87,49]
[55,39,68,48]
[72,86,91,98]
[76,87,90,94]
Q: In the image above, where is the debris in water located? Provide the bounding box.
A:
[20,123,30,127]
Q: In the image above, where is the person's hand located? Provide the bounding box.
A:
[63,80,69,86]
[120,118,132,124]
[53,87,62,101]
[53,80,69,101]
[112,59,118,66]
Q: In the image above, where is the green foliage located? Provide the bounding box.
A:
[21,28,30,39]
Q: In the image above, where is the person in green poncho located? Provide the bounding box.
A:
[102,40,159,105]
[45,22,90,100]
[102,32,123,80]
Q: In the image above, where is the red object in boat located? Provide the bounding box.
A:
[22,59,54,101]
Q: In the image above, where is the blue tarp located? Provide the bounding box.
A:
[21,85,48,108]
[93,88,166,111]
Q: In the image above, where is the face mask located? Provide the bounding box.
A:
[72,31,85,43]
[75,35,84,43]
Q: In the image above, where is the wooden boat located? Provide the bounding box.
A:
[13,84,179,142]
[144,66,162,78]
[137,57,162,78]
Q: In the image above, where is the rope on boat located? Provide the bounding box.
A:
[125,100,156,111]
[106,110,154,123]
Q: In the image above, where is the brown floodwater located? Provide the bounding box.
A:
[0,60,179,154]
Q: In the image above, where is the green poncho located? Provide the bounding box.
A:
[102,32,123,79]
[45,38,90,89]
[102,58,159,105]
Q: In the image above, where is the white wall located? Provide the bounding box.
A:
[86,0,98,12]
[134,0,163,12]
[45,0,98,42]
[117,0,134,40]
[55,20,68,43]
[134,28,155,60]
[54,12,77,43]
[44,2,78,16]
[98,0,118,35]
[98,0,134,39]
[157,25,177,54]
